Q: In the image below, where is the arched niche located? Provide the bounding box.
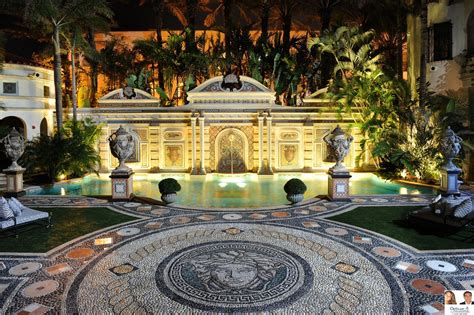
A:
[215,128,248,173]
[40,118,48,136]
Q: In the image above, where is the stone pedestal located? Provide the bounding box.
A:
[3,168,26,197]
[440,168,461,195]
[328,169,351,201]
[110,170,134,200]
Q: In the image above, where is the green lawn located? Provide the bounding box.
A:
[0,207,138,253]
[327,206,474,250]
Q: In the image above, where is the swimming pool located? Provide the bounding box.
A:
[26,173,436,208]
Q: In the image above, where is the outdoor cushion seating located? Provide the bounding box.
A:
[0,197,50,235]
[409,195,474,229]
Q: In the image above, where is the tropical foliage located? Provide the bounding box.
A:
[23,0,113,130]
[22,119,102,182]
[312,26,468,182]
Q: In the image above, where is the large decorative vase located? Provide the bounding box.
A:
[439,126,462,195]
[2,128,26,197]
[161,193,177,204]
[286,193,304,204]
[108,126,135,200]
[323,126,353,201]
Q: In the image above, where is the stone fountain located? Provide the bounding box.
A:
[439,126,462,195]
[108,126,135,200]
[2,128,26,197]
[323,125,353,200]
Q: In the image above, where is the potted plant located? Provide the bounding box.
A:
[158,178,181,204]
[284,178,307,204]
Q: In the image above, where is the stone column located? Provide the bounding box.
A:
[190,116,198,174]
[3,168,26,198]
[257,115,265,174]
[266,115,274,174]
[198,115,206,175]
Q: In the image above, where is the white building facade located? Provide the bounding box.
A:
[0,63,55,139]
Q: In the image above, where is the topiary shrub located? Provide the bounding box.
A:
[284,178,307,195]
[158,178,181,195]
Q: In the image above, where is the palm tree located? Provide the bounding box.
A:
[308,26,380,82]
[23,0,113,131]
[204,0,251,69]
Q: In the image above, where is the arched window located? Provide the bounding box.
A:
[40,118,48,136]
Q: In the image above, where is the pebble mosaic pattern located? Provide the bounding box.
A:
[0,194,472,314]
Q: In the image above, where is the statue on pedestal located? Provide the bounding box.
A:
[2,128,25,170]
[439,126,462,170]
[323,125,353,172]
[108,126,135,172]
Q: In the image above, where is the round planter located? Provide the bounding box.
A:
[161,193,177,204]
[286,193,304,204]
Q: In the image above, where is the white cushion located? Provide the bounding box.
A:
[432,194,442,204]
[11,197,26,211]
[0,207,48,229]
[453,198,473,218]
[0,197,14,220]
[7,199,21,216]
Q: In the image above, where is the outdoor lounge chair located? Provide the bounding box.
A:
[0,198,51,237]
[409,195,474,231]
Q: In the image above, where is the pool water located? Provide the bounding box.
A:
[27,173,436,208]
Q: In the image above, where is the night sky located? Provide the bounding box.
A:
[1,1,192,63]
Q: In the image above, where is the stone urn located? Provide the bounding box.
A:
[286,193,304,204]
[161,193,178,204]
[108,126,135,172]
[323,125,353,172]
[439,126,462,170]
[2,127,25,170]
[283,178,307,204]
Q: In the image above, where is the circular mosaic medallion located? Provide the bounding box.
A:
[372,246,401,258]
[151,208,170,216]
[426,260,457,272]
[123,202,141,208]
[9,262,42,276]
[308,205,327,212]
[116,228,141,236]
[156,241,313,312]
[22,280,59,298]
[325,227,348,236]
[169,217,191,224]
[410,278,445,295]
[222,213,243,220]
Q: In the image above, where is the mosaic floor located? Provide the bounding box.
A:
[1,195,473,314]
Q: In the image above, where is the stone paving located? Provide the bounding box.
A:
[0,195,473,314]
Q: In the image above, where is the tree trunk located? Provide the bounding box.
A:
[186,0,197,51]
[282,11,292,56]
[71,44,78,122]
[395,0,403,79]
[319,7,332,87]
[224,0,234,70]
[261,0,270,43]
[53,26,63,131]
[153,0,165,91]
[419,0,428,110]
[86,29,98,107]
